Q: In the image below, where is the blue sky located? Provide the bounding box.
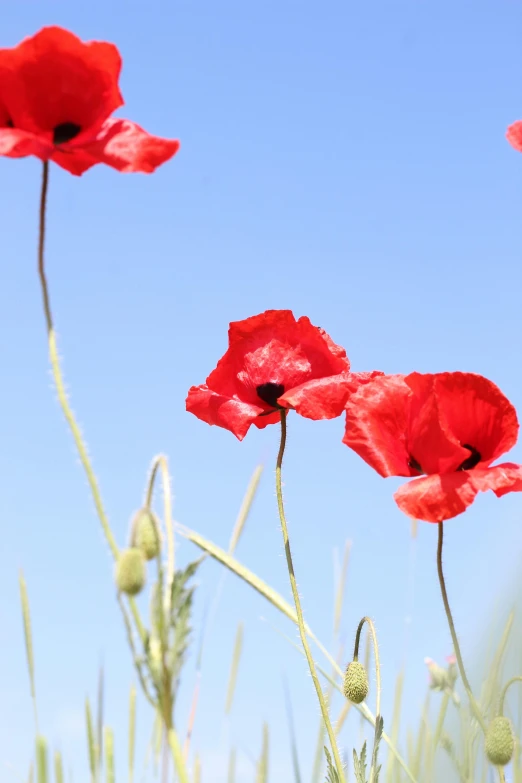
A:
[1,1,522,780]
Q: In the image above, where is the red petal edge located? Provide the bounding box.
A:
[507,121,522,153]
[186,385,264,441]
[394,462,522,523]
[279,370,383,421]
[51,118,180,175]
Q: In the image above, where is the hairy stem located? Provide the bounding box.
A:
[275,411,345,782]
[36,161,146,644]
[436,522,486,733]
[353,616,382,783]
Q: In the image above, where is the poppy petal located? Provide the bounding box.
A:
[0,26,123,137]
[0,126,52,158]
[507,121,522,153]
[343,374,418,477]
[394,473,478,523]
[228,310,297,344]
[50,118,180,175]
[186,384,264,441]
[405,373,469,474]
[427,372,519,467]
[279,370,383,421]
[470,463,522,497]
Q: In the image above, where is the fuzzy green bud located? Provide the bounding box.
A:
[343,660,369,704]
[115,548,146,596]
[132,509,161,560]
[485,717,514,767]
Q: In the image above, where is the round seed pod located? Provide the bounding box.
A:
[485,717,514,767]
[343,660,369,704]
[115,548,146,596]
[133,509,161,560]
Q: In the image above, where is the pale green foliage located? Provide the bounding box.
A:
[255,724,269,783]
[353,742,368,783]
[35,737,47,783]
[225,622,244,715]
[324,747,340,783]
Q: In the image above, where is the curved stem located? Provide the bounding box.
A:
[36,161,146,645]
[353,617,382,783]
[145,454,175,608]
[353,616,381,720]
[436,522,486,733]
[500,676,522,715]
[275,411,345,783]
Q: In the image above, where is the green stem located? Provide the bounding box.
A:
[353,617,382,783]
[353,617,381,720]
[36,161,146,645]
[275,411,345,783]
[433,691,449,751]
[499,676,522,715]
[167,729,190,783]
[116,593,157,710]
[436,522,486,733]
[145,455,175,611]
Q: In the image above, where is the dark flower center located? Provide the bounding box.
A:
[53,122,82,145]
[5,118,14,128]
[408,456,423,474]
[409,443,482,475]
[256,382,285,408]
[456,444,482,472]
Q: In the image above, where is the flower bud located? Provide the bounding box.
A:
[485,717,514,767]
[132,509,161,560]
[115,548,146,595]
[343,660,369,704]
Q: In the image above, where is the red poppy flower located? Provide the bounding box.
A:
[0,26,179,175]
[186,309,382,441]
[343,372,522,523]
[507,122,522,153]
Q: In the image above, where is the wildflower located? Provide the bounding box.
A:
[186,309,381,440]
[0,26,179,174]
[343,372,522,522]
[425,655,459,704]
[424,657,447,690]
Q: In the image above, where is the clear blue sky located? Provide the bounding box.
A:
[1,2,522,780]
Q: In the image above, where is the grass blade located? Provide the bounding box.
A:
[385,672,404,783]
[36,737,48,783]
[228,749,236,783]
[104,727,114,783]
[194,754,201,783]
[180,524,419,783]
[85,698,96,782]
[334,541,351,637]
[19,571,39,733]
[256,724,269,783]
[97,666,104,776]
[283,677,302,783]
[54,751,64,783]
[229,465,263,555]
[225,623,244,715]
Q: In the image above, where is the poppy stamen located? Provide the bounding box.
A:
[53,122,82,145]
[256,382,285,408]
[457,444,482,472]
